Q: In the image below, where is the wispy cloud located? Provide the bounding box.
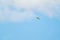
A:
[10,0,60,18]
[0,7,36,22]
[0,0,60,22]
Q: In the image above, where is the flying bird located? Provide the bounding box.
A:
[36,17,40,20]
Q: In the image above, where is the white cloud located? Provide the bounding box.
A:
[11,0,60,18]
[9,10,36,22]
[0,5,36,22]
[0,0,60,22]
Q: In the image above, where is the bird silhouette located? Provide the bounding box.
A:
[36,17,40,20]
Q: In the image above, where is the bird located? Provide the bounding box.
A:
[36,17,40,20]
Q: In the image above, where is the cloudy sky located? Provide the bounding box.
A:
[0,0,60,40]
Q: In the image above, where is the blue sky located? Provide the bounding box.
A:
[0,0,60,40]
[0,15,60,40]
